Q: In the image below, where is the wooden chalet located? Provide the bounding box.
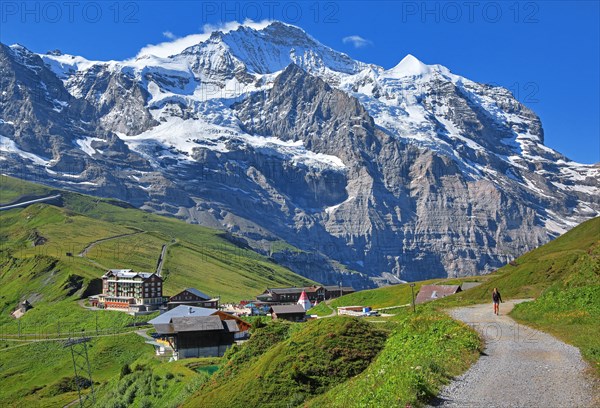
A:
[167,288,219,310]
[153,315,237,359]
[257,285,354,304]
[269,304,307,322]
[148,305,251,359]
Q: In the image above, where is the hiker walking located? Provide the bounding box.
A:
[492,288,503,315]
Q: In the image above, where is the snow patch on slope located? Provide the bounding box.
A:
[117,115,346,171]
[75,137,104,157]
[0,135,49,165]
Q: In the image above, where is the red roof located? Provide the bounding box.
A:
[298,291,309,301]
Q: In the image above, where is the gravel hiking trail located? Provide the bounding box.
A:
[430,300,598,408]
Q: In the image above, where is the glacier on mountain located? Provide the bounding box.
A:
[1,21,598,286]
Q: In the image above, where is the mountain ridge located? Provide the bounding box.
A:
[1,20,598,285]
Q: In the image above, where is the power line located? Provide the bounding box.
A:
[64,337,95,408]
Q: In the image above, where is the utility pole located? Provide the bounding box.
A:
[410,283,416,313]
[64,337,95,407]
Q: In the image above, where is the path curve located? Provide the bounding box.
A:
[78,230,144,257]
[431,300,597,408]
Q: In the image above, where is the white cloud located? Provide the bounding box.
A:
[136,19,274,58]
[162,31,177,40]
[342,35,372,49]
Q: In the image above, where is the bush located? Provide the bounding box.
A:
[253,317,265,329]
[46,376,91,396]
[139,397,153,408]
[120,363,132,379]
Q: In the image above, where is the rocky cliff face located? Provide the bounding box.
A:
[1,22,598,287]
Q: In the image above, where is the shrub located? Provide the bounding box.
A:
[120,363,132,379]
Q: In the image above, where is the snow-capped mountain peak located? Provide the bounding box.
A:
[1,21,598,286]
[385,54,432,78]
[178,21,366,75]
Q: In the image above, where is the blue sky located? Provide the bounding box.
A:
[1,0,598,163]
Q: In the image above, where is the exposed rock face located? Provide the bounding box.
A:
[1,22,598,287]
[232,64,556,280]
[65,64,158,135]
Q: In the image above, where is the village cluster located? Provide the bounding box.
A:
[78,269,470,361]
[7,266,473,363]
[86,269,356,361]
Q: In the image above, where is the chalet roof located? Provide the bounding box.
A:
[269,287,305,295]
[172,316,223,332]
[322,286,355,292]
[270,304,306,315]
[183,288,211,300]
[108,269,132,274]
[153,323,175,334]
[303,286,323,293]
[104,269,155,280]
[415,285,462,304]
[148,305,216,325]
[222,319,239,333]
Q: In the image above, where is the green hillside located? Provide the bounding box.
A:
[307,312,480,407]
[0,334,148,407]
[308,276,488,316]
[428,216,600,307]
[184,318,389,408]
[180,312,479,408]
[0,175,314,407]
[0,175,312,304]
[350,216,600,376]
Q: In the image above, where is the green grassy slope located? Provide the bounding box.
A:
[181,311,479,408]
[438,216,600,374]
[307,312,481,407]
[93,356,219,408]
[0,174,51,203]
[436,216,600,306]
[0,334,147,408]
[0,176,314,407]
[308,276,488,317]
[184,318,388,408]
[0,176,312,309]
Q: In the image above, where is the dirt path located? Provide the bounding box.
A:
[155,239,177,276]
[430,300,597,407]
[78,230,144,257]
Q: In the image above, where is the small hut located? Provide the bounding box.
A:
[297,290,312,311]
